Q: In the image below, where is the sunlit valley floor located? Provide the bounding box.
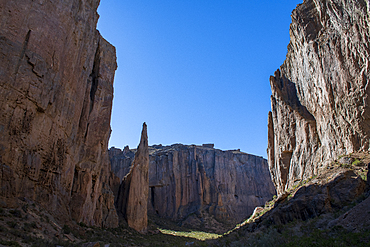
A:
[1,153,369,246]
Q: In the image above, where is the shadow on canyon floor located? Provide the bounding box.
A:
[0,153,369,247]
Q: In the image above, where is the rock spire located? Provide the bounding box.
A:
[116,123,149,233]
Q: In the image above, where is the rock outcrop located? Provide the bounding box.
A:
[110,144,276,226]
[268,0,370,195]
[116,123,149,233]
[0,0,118,227]
[263,170,367,226]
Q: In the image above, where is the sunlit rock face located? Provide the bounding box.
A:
[268,0,370,195]
[0,0,118,227]
[115,123,149,233]
[110,144,276,225]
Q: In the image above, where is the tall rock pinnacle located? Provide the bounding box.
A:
[116,123,149,233]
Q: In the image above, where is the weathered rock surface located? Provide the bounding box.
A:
[110,144,276,226]
[0,0,118,227]
[216,160,370,247]
[110,146,135,183]
[116,123,149,233]
[331,190,370,231]
[268,0,370,195]
[263,170,366,226]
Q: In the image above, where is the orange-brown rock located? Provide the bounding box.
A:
[111,144,276,226]
[116,123,149,233]
[0,0,118,227]
[268,0,370,195]
[259,170,367,226]
[110,146,135,183]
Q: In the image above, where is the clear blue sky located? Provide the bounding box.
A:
[97,1,302,158]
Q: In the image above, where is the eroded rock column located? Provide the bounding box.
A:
[116,123,149,233]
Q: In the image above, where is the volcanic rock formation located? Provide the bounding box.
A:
[268,0,370,195]
[115,123,149,233]
[110,144,276,226]
[0,0,118,227]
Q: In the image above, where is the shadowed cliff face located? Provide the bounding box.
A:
[0,0,118,227]
[268,0,370,195]
[110,144,276,226]
[115,123,149,233]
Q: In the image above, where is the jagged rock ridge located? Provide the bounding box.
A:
[268,0,370,195]
[110,144,276,227]
[0,0,118,227]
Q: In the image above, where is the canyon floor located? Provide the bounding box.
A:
[0,153,369,247]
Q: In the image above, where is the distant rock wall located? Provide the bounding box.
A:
[110,144,276,225]
[268,0,370,195]
[110,146,135,182]
[0,0,118,227]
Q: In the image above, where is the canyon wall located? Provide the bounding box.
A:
[0,0,118,227]
[110,144,276,225]
[268,0,370,195]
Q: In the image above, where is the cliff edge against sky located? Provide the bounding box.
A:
[268,0,370,195]
[0,0,118,227]
[110,144,276,231]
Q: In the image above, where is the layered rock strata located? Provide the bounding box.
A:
[268,0,370,195]
[110,144,276,225]
[115,123,149,233]
[0,0,118,227]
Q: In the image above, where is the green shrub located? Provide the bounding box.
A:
[6,221,17,228]
[352,159,362,166]
[62,224,71,234]
[78,221,87,227]
[0,240,21,247]
[9,209,22,218]
[23,222,37,232]
[360,172,367,181]
[43,215,50,223]
[0,225,6,232]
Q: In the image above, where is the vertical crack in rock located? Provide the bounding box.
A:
[14,30,31,77]
[89,40,101,114]
[267,111,276,189]
[150,186,155,209]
